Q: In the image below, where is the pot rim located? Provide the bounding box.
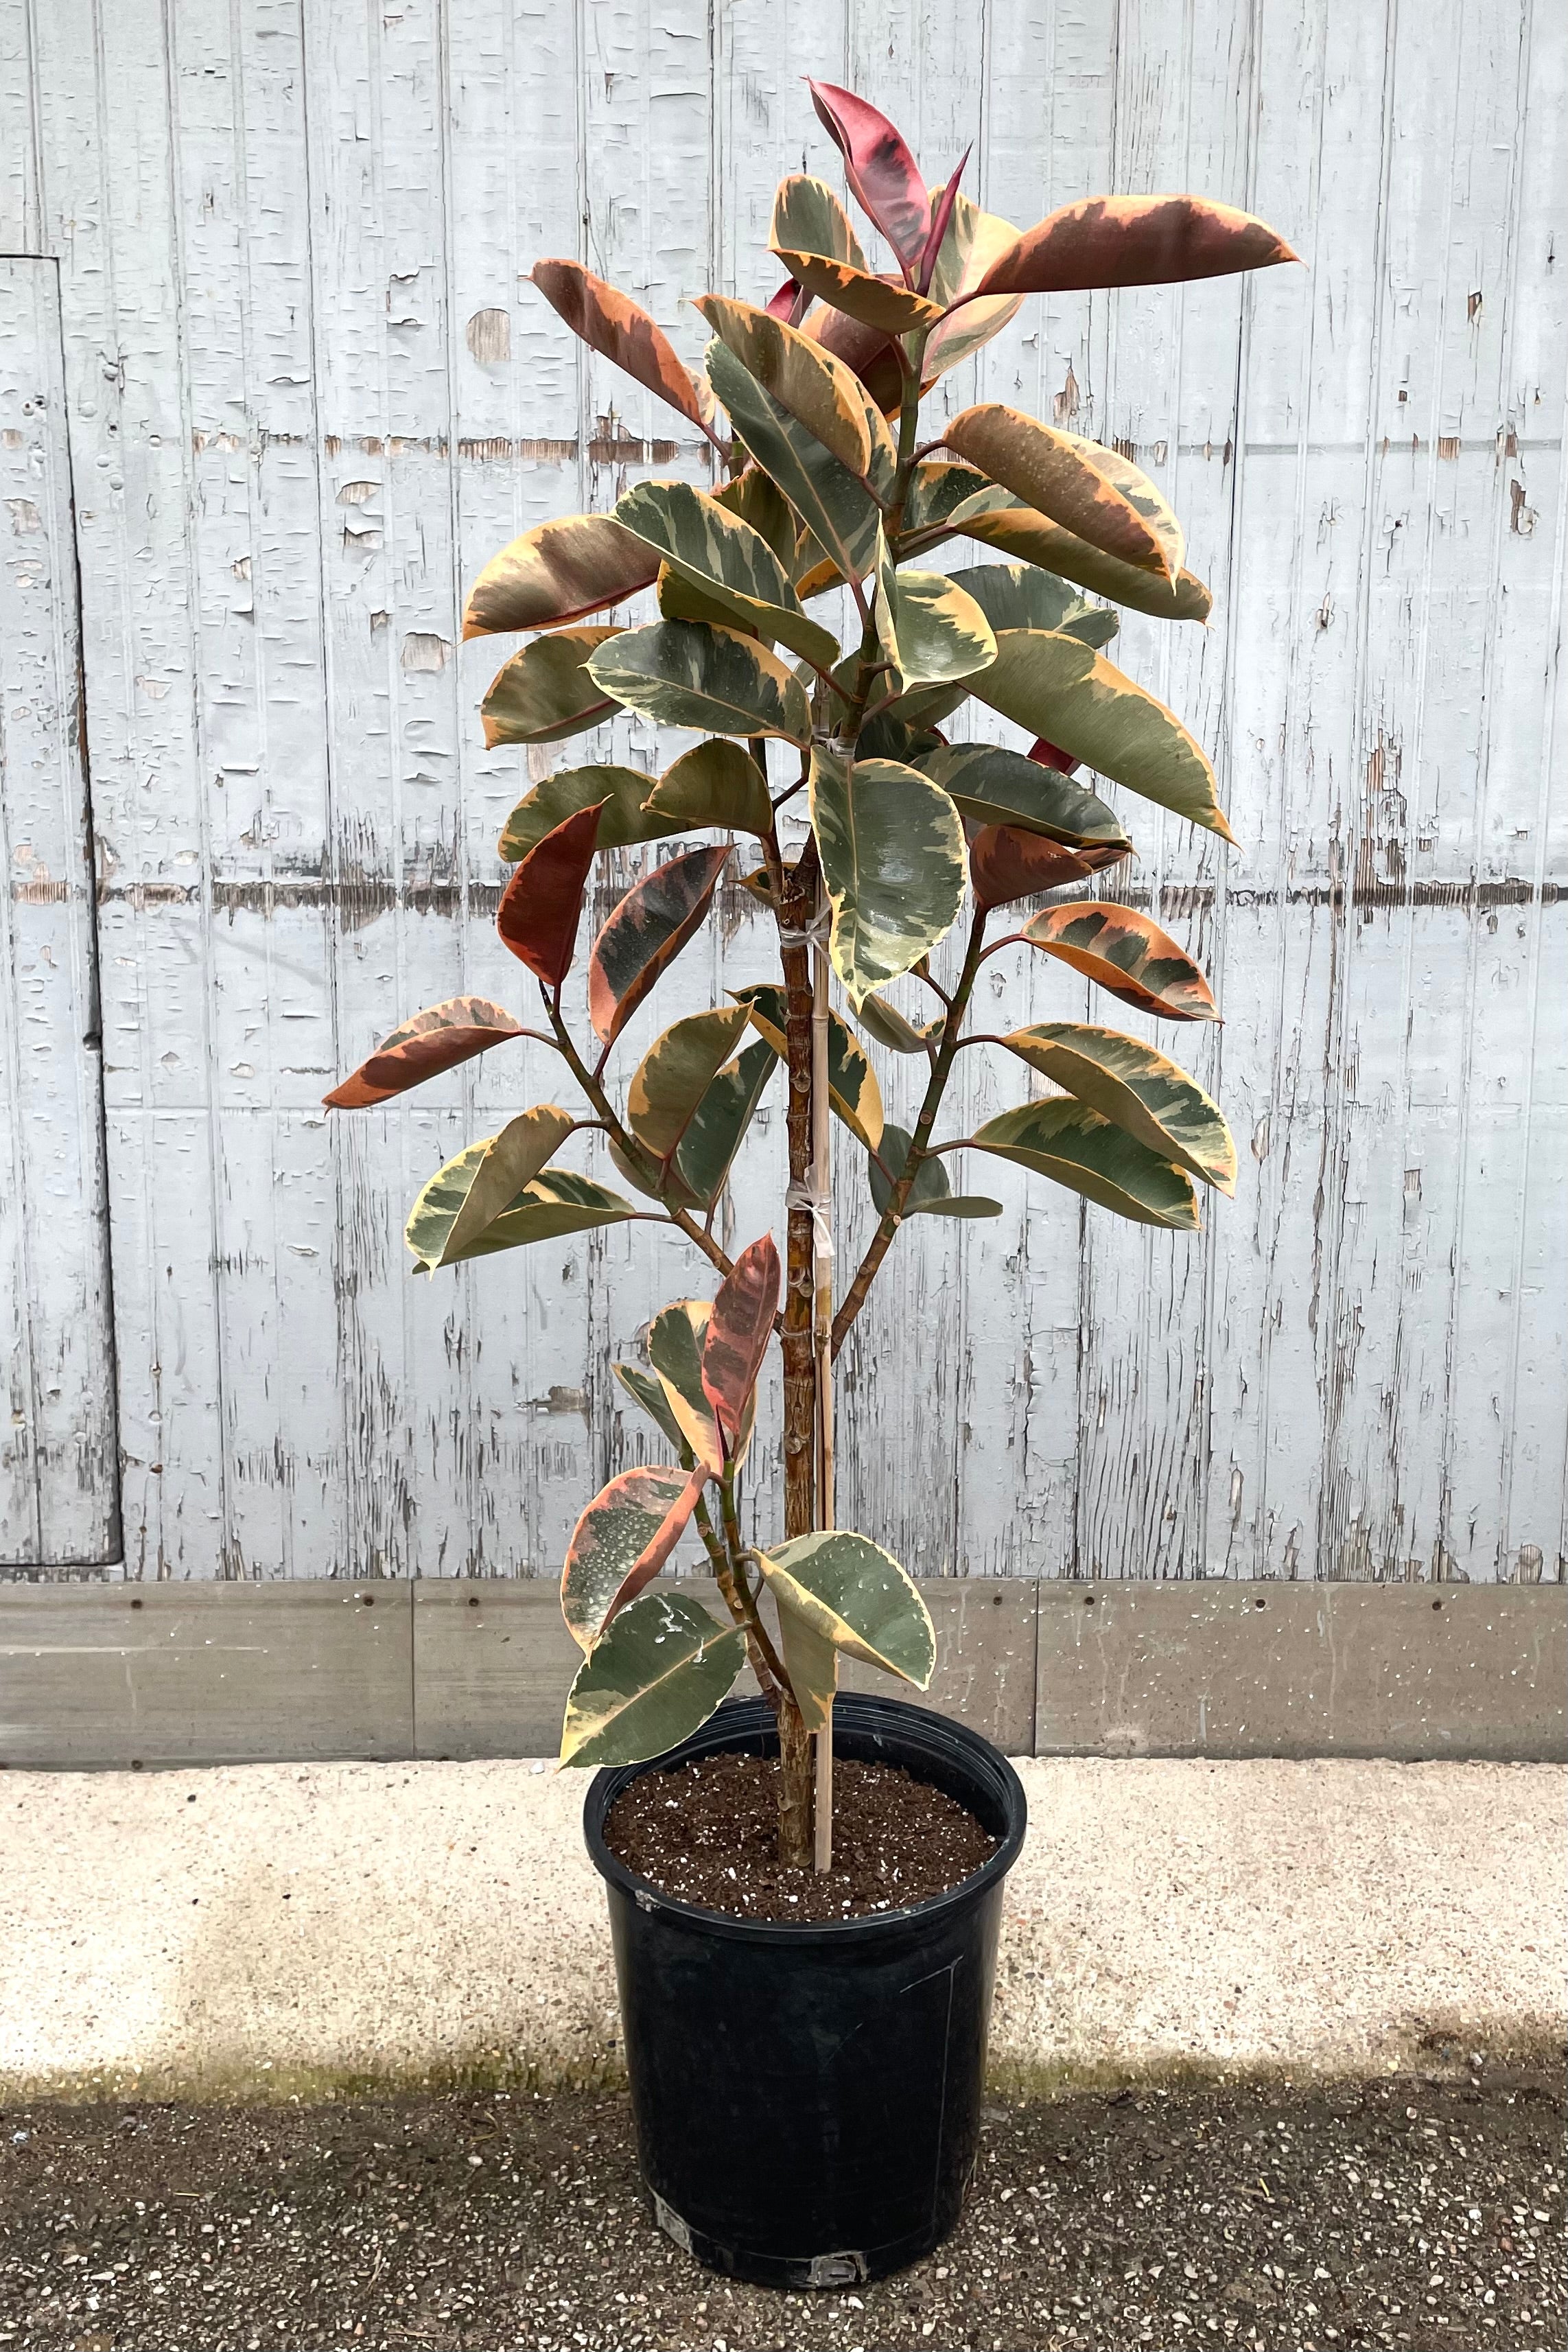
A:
[582,1690,1027,1948]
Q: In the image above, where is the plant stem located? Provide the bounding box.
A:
[721,1467,811,1867]
[767,823,819,1546]
[693,1488,786,1705]
[830,903,989,1358]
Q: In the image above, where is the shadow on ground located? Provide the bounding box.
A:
[0,2066,1562,2351]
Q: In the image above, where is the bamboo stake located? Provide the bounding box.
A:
[811,895,835,1874]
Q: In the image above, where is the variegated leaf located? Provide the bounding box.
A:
[613,479,841,670]
[498,764,666,863]
[480,627,622,747]
[758,1530,935,1686]
[968,1098,1200,1230]
[324,998,522,1110]
[627,1005,753,1161]
[693,294,897,488]
[644,740,773,838]
[463,513,658,638]
[558,1591,743,1769]
[810,747,967,1007]
[946,407,1181,580]
[706,339,881,587]
[405,1105,576,1271]
[588,844,732,1047]
[560,1465,708,1654]
[1020,902,1219,1023]
[917,741,1129,848]
[998,1023,1236,1192]
[968,631,1232,840]
[588,620,812,746]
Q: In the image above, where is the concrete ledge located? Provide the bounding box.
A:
[3,1579,1563,1767]
[1,1756,1560,2104]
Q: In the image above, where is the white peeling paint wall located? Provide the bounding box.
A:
[1,0,1563,1585]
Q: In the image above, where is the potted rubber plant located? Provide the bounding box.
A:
[326,78,1295,2287]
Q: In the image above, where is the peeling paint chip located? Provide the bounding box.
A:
[5,497,42,535]
[336,479,381,506]
[401,631,451,673]
[466,307,512,365]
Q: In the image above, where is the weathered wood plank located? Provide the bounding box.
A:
[0,1581,414,1765]
[1035,1579,1567,1761]
[0,257,119,1566]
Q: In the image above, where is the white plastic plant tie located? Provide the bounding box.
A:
[784,1177,834,1259]
[775,910,832,949]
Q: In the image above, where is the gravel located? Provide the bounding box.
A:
[0,2066,1561,2350]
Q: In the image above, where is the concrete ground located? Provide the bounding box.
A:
[1,1757,1562,2101]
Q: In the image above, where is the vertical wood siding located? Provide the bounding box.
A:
[1,0,1562,1583]
[0,257,119,1565]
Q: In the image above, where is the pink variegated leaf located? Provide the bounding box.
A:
[808,80,931,277]
[700,1234,781,1439]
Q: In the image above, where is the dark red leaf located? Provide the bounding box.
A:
[497,800,607,989]
[701,1234,781,1438]
[1028,737,1079,774]
[530,259,713,434]
[808,80,931,276]
[588,843,732,1047]
[968,824,1128,913]
[766,279,801,321]
[323,999,523,1109]
[974,194,1299,300]
[917,146,970,294]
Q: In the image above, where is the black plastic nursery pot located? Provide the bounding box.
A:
[583,1692,1027,2290]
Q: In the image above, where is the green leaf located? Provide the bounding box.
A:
[673,1038,778,1209]
[693,294,898,490]
[874,527,997,692]
[436,1167,639,1261]
[627,1005,753,1160]
[943,562,1118,649]
[998,1023,1236,1192]
[869,1121,1002,1220]
[560,1465,707,1653]
[405,1105,576,1272]
[613,1361,690,1456]
[559,1590,744,1768]
[498,763,666,863]
[614,479,841,671]
[946,406,1182,580]
[963,503,1213,623]
[968,631,1231,839]
[480,627,623,747]
[758,1530,935,1688]
[917,741,1130,848]
[588,843,732,1047]
[852,991,937,1056]
[463,513,659,637]
[644,740,773,837]
[968,1098,1200,1229]
[810,747,967,1007]
[731,981,885,1150]
[707,340,881,588]
[588,620,812,746]
[1020,901,1219,1022]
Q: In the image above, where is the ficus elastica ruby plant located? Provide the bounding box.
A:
[327,79,1295,1872]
